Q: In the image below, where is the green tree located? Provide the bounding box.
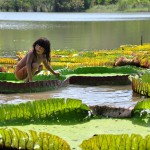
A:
[21,0,30,12]
[55,0,84,12]
[44,0,55,11]
[1,0,12,11]
[30,0,40,12]
[84,0,92,9]
[117,0,128,11]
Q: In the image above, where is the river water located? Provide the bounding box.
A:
[0,12,150,57]
[0,85,144,108]
[0,12,148,106]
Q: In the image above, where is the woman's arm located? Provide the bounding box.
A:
[43,60,60,77]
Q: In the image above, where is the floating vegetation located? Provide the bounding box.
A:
[80,134,150,150]
[0,66,141,93]
[0,44,150,149]
[132,99,150,123]
[0,72,69,93]
[51,44,150,69]
[0,98,149,149]
[59,66,139,75]
[0,128,71,150]
[0,98,90,124]
[1,43,150,72]
[132,72,150,96]
[0,58,17,64]
[59,66,140,85]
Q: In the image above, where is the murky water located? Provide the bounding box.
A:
[0,84,144,108]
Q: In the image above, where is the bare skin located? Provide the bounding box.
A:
[15,44,59,82]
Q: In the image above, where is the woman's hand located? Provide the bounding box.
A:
[24,76,32,83]
[24,77,29,83]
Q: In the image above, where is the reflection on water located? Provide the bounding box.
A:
[1,16,150,57]
[0,85,144,108]
[1,12,150,21]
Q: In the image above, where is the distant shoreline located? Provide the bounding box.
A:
[86,4,150,13]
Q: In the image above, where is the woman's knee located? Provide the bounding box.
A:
[15,69,27,80]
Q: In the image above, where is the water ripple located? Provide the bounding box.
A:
[0,85,145,107]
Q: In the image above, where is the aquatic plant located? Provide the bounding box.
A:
[0,128,71,150]
[0,66,140,93]
[1,44,150,72]
[0,58,17,64]
[80,134,150,150]
[59,66,139,75]
[132,99,150,123]
[132,72,150,96]
[0,72,69,93]
[0,98,90,124]
[57,66,139,85]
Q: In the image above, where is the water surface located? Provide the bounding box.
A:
[0,85,143,108]
[0,12,150,56]
[1,12,150,21]
[0,12,147,107]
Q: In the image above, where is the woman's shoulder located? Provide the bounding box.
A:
[28,49,34,54]
[27,49,34,56]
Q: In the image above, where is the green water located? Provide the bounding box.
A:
[3,118,149,150]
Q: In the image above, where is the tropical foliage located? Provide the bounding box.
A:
[0,128,71,150]
[0,0,91,12]
[118,0,150,11]
[0,0,150,12]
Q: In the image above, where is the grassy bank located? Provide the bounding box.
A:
[86,4,149,13]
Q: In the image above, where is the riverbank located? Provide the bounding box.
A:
[86,4,150,13]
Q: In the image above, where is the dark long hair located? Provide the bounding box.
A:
[33,37,51,62]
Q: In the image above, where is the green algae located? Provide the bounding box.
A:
[2,118,149,150]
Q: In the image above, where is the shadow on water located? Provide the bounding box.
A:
[130,117,150,127]
[2,117,149,128]
[0,115,91,127]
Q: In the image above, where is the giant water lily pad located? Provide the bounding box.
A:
[132,72,150,97]
[0,128,71,150]
[0,72,69,93]
[60,66,139,85]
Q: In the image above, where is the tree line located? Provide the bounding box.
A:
[0,0,150,12]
